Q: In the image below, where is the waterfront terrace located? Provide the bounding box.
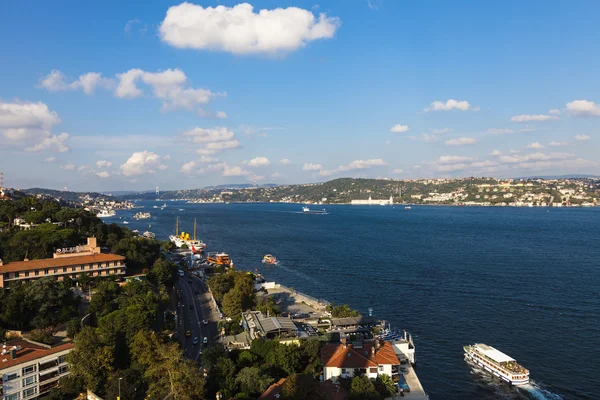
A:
[0,238,126,288]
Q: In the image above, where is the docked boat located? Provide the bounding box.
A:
[161,202,167,210]
[206,252,232,267]
[122,221,129,225]
[142,231,156,239]
[169,217,207,250]
[302,206,327,215]
[96,209,116,218]
[262,254,278,265]
[133,212,151,220]
[464,343,529,385]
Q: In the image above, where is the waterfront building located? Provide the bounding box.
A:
[350,195,394,205]
[321,338,400,381]
[241,311,298,340]
[0,238,126,288]
[0,339,74,400]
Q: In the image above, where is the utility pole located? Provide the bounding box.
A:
[118,377,122,400]
[0,171,4,189]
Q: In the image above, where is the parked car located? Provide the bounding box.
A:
[203,337,208,344]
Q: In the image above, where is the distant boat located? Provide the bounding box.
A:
[122,221,129,225]
[302,206,327,215]
[405,206,412,210]
[262,254,278,265]
[97,209,116,218]
[142,231,156,239]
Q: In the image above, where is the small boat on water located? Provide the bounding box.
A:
[122,221,129,225]
[302,206,327,215]
[206,252,232,267]
[464,343,529,385]
[97,209,116,218]
[405,206,412,210]
[262,254,278,265]
[133,212,151,220]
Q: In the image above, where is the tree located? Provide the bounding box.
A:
[235,367,274,395]
[300,339,323,378]
[237,350,258,368]
[348,376,380,400]
[89,280,121,318]
[374,374,396,399]
[68,327,114,393]
[282,374,326,400]
[326,303,361,318]
[208,273,234,304]
[67,318,82,339]
[161,240,175,253]
[207,357,237,399]
[149,259,177,286]
[105,368,146,400]
[29,328,54,345]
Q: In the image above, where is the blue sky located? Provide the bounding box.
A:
[1,0,599,191]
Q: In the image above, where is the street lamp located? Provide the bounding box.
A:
[215,391,222,400]
[118,377,123,400]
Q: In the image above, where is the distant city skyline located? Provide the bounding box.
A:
[1,0,599,191]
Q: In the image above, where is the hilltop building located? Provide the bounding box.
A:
[350,195,394,205]
[0,238,126,288]
[0,339,74,399]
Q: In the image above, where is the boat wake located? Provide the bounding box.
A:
[518,382,564,400]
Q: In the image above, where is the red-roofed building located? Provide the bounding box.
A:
[0,339,74,400]
[321,339,400,382]
[258,376,345,400]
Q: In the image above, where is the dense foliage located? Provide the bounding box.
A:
[208,271,256,320]
[326,303,361,318]
[0,278,80,332]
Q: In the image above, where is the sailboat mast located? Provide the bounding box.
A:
[194,217,196,240]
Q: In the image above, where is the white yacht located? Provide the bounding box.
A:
[97,209,116,218]
[133,212,151,220]
[464,343,529,385]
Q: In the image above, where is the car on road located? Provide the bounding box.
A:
[193,337,198,345]
[179,270,184,277]
[185,330,191,337]
[202,319,208,325]
[203,337,208,344]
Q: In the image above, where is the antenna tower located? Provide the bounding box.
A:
[253,175,257,188]
[0,172,4,189]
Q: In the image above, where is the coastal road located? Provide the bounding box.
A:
[176,270,219,364]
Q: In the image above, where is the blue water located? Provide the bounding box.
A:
[110,202,600,400]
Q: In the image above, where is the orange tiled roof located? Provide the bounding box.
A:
[321,341,400,369]
[258,378,286,399]
[0,253,125,274]
[0,340,73,371]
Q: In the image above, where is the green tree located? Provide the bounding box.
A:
[105,368,146,400]
[68,327,114,393]
[149,259,178,286]
[235,367,274,395]
[282,374,326,400]
[374,374,396,399]
[66,318,82,339]
[348,375,380,400]
[89,281,121,318]
[208,273,235,304]
[161,240,175,253]
[326,303,361,318]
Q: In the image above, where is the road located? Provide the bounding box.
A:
[175,269,219,364]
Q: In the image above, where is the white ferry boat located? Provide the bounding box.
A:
[133,212,151,220]
[96,209,116,218]
[302,206,327,214]
[464,343,529,385]
[169,217,207,251]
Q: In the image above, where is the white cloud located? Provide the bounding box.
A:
[25,132,70,153]
[566,100,600,117]
[45,157,57,163]
[159,3,341,55]
[393,169,403,174]
[271,172,283,179]
[120,151,168,177]
[221,164,249,177]
[181,161,197,176]
[39,70,114,95]
[248,156,270,167]
[548,141,568,147]
[199,155,218,163]
[183,127,235,143]
[526,142,544,149]
[198,109,228,119]
[96,160,113,168]
[511,114,558,122]
[436,155,474,164]
[0,101,60,131]
[303,163,323,171]
[115,68,225,112]
[489,150,502,156]
[424,99,477,112]
[318,159,387,176]
[124,18,140,32]
[61,164,75,171]
[422,133,438,143]
[196,148,217,156]
[96,171,110,178]
[548,109,561,115]
[487,128,514,135]
[216,111,228,119]
[445,137,477,146]
[280,158,291,165]
[498,152,572,164]
[205,140,241,151]
[367,0,382,10]
[390,124,409,133]
[431,128,452,135]
[574,134,591,142]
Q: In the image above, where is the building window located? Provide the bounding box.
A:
[6,393,20,400]
[24,271,29,277]
[62,268,67,273]
[341,368,347,374]
[379,365,383,371]
[58,355,67,364]
[45,269,49,275]
[58,365,69,375]
[34,270,39,276]
[370,367,378,374]
[14,272,20,278]
[54,268,58,274]
[6,372,19,381]
[80,266,84,271]
[22,365,36,375]
[23,387,37,398]
[71,267,76,272]
[22,375,37,387]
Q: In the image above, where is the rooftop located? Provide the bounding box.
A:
[0,340,73,371]
[321,340,400,369]
[474,343,515,363]
[330,316,380,326]
[0,253,125,274]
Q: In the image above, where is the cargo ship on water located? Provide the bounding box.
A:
[302,206,327,214]
[464,343,529,385]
